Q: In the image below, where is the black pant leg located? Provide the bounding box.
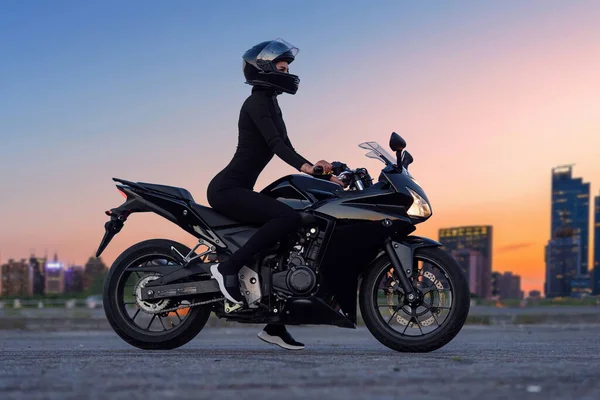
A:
[207,187,301,270]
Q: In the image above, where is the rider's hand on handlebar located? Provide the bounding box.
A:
[301,161,333,175]
[330,176,347,188]
[301,162,347,188]
[314,160,333,174]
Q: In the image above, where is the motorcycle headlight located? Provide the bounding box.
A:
[406,187,431,218]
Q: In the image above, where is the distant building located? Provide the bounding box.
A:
[528,290,542,299]
[497,272,523,300]
[45,254,65,294]
[551,165,590,277]
[451,249,484,297]
[439,226,493,299]
[545,216,580,298]
[84,257,107,291]
[0,259,34,297]
[593,193,600,295]
[64,265,85,293]
[28,255,46,296]
[491,272,501,298]
[570,277,592,298]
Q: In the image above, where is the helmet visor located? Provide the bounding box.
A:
[255,38,299,70]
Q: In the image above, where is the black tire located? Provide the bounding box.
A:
[359,246,470,353]
[103,239,212,350]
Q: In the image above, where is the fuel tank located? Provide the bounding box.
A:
[260,173,415,223]
[260,174,342,210]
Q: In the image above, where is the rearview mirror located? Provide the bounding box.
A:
[389,132,406,152]
[402,151,414,170]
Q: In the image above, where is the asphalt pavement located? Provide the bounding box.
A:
[1,325,599,400]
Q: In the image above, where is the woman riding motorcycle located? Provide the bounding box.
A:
[207,39,344,350]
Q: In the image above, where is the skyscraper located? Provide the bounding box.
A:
[439,225,493,299]
[545,216,580,298]
[551,165,590,277]
[0,259,34,297]
[451,249,484,297]
[593,193,600,295]
[45,261,65,294]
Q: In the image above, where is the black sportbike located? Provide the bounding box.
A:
[98,133,469,352]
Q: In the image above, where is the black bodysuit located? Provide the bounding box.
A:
[209,86,310,191]
[206,86,313,270]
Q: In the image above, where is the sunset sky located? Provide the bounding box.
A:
[1,1,600,294]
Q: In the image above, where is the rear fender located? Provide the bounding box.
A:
[95,184,226,257]
[95,187,149,257]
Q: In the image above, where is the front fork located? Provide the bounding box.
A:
[383,238,418,302]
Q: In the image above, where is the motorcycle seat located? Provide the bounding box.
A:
[137,182,195,202]
[190,203,241,228]
[133,179,320,229]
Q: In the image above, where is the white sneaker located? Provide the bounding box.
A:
[210,264,243,304]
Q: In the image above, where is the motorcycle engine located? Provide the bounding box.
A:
[272,253,317,297]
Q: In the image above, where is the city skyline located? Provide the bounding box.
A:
[0,254,107,297]
[2,1,600,295]
[1,247,530,300]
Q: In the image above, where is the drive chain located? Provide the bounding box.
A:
[150,297,225,314]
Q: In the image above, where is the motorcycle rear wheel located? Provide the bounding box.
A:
[103,239,212,350]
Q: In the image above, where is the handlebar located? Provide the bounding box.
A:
[311,162,347,176]
[331,161,347,176]
[310,162,367,188]
[310,162,372,190]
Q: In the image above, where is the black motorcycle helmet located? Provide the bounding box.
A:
[242,38,300,95]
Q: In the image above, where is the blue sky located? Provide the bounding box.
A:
[0,0,556,174]
[2,0,482,191]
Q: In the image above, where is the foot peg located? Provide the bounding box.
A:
[224,301,243,314]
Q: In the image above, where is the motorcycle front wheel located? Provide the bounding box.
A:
[359,246,470,353]
[103,239,213,350]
